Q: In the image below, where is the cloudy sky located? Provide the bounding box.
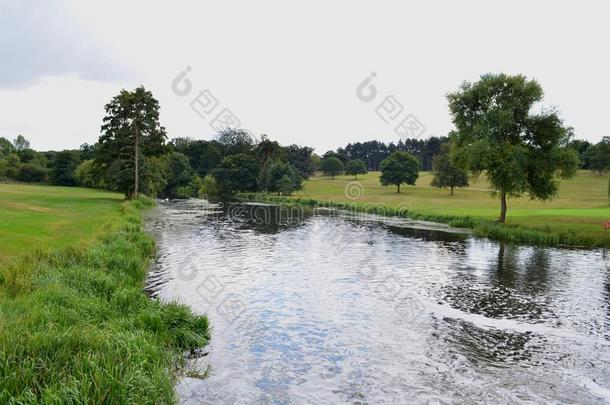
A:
[1,0,608,153]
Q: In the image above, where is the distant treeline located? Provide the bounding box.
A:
[323,136,610,173]
[324,137,447,171]
[1,132,609,195]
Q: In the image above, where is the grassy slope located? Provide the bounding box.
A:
[0,185,209,403]
[244,170,609,246]
[0,184,124,261]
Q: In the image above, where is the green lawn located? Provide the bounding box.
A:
[293,170,610,238]
[0,183,123,260]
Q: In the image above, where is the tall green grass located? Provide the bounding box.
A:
[0,199,209,404]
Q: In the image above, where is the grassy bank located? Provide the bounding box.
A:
[0,183,124,261]
[239,170,610,248]
[0,188,209,403]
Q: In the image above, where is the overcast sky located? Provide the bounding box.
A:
[1,0,608,153]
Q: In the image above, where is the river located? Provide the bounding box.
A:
[145,199,610,404]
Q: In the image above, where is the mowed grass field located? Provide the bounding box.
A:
[0,183,123,260]
[294,170,610,238]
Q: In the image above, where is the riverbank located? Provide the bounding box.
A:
[0,191,209,403]
[239,189,610,248]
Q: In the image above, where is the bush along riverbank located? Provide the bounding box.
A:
[0,199,209,403]
[238,193,610,249]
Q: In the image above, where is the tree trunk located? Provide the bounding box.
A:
[397,184,401,193]
[134,126,140,198]
[499,191,507,223]
[450,186,454,196]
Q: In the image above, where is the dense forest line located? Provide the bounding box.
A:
[1,130,608,197]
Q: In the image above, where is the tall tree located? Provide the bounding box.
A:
[448,73,578,222]
[285,144,315,179]
[586,137,610,174]
[212,153,261,196]
[216,128,254,156]
[13,135,30,152]
[320,156,344,179]
[379,151,419,192]
[257,135,284,163]
[345,159,367,179]
[97,86,167,198]
[50,150,81,186]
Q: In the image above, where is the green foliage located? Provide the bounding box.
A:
[285,144,315,179]
[568,138,592,169]
[0,201,209,403]
[216,128,254,156]
[345,159,368,179]
[16,162,48,183]
[75,159,105,188]
[159,152,199,199]
[586,137,610,174]
[50,150,80,186]
[257,135,285,163]
[96,86,168,197]
[320,156,344,179]
[431,149,468,195]
[200,174,220,199]
[448,73,579,222]
[259,160,302,194]
[171,137,223,177]
[276,175,295,196]
[0,137,15,158]
[3,153,21,179]
[212,153,261,196]
[379,151,419,192]
[13,134,30,152]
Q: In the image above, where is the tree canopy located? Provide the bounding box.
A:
[379,151,419,192]
[448,73,579,222]
[345,159,367,179]
[320,156,344,179]
[430,144,468,195]
[97,86,167,197]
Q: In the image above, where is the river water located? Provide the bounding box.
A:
[145,199,610,404]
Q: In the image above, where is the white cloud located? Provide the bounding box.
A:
[0,0,131,89]
[1,0,609,152]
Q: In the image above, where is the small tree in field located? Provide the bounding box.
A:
[379,151,419,193]
[345,159,367,179]
[321,156,344,179]
[431,145,468,195]
[448,73,578,222]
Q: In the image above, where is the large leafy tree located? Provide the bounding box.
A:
[431,143,468,195]
[586,137,610,174]
[448,73,578,222]
[13,135,30,152]
[0,137,15,158]
[97,86,167,197]
[50,150,81,186]
[216,128,254,156]
[345,159,367,179]
[259,160,302,194]
[285,144,315,179]
[257,135,284,163]
[379,151,419,192]
[171,137,223,177]
[320,156,344,179]
[212,153,261,196]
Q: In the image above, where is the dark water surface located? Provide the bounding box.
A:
[145,200,610,404]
